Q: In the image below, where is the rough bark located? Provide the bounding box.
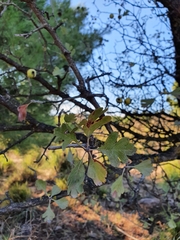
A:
[157,0,180,104]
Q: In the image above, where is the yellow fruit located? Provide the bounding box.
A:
[124,97,131,105]
[116,97,123,103]
[27,69,37,78]
[109,13,114,19]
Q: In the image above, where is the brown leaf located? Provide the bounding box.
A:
[17,104,30,122]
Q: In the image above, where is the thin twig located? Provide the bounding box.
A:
[34,136,56,163]
[0,131,34,155]
[0,0,9,17]
[114,225,139,240]
[0,1,30,16]
[85,72,112,82]
[14,23,47,38]
[48,143,87,150]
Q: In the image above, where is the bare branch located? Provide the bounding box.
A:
[14,23,47,38]
[0,190,67,215]
[0,1,30,16]
[34,136,56,163]
[0,131,34,155]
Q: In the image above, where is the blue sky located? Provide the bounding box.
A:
[68,0,174,114]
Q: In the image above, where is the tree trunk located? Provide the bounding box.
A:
[157,0,180,104]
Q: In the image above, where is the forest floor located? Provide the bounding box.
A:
[0,197,173,240]
[0,151,178,240]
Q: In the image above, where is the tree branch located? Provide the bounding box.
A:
[0,190,67,215]
[0,131,34,155]
[14,23,47,38]
[22,0,103,111]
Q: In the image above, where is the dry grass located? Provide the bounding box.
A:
[0,138,178,239]
[0,199,168,240]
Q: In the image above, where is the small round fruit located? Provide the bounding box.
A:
[124,97,132,105]
[109,13,114,19]
[27,69,37,78]
[116,97,123,103]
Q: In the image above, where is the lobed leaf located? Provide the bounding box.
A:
[55,123,77,150]
[170,87,180,97]
[35,179,47,194]
[134,160,153,177]
[100,133,136,166]
[83,116,111,137]
[87,159,107,186]
[67,149,74,164]
[64,113,76,123]
[65,42,74,52]
[88,108,108,122]
[51,185,61,197]
[42,203,55,223]
[55,197,68,209]
[52,66,65,77]
[67,161,85,198]
[141,98,155,108]
[167,217,177,229]
[129,62,136,67]
[111,175,125,200]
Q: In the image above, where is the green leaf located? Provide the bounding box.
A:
[83,116,111,137]
[88,108,108,122]
[62,133,77,150]
[59,52,66,60]
[87,159,107,186]
[55,197,68,209]
[78,119,87,128]
[134,160,153,177]
[42,203,55,223]
[111,175,124,200]
[51,185,61,197]
[35,179,47,194]
[128,62,136,67]
[67,149,74,164]
[65,42,74,52]
[79,108,111,137]
[159,182,170,193]
[167,218,176,229]
[55,123,77,150]
[71,48,76,57]
[99,133,136,166]
[141,98,155,108]
[123,10,129,16]
[60,26,67,36]
[64,113,76,123]
[170,87,180,97]
[52,66,66,78]
[67,161,85,198]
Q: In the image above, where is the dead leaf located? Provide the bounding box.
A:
[17,104,30,122]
